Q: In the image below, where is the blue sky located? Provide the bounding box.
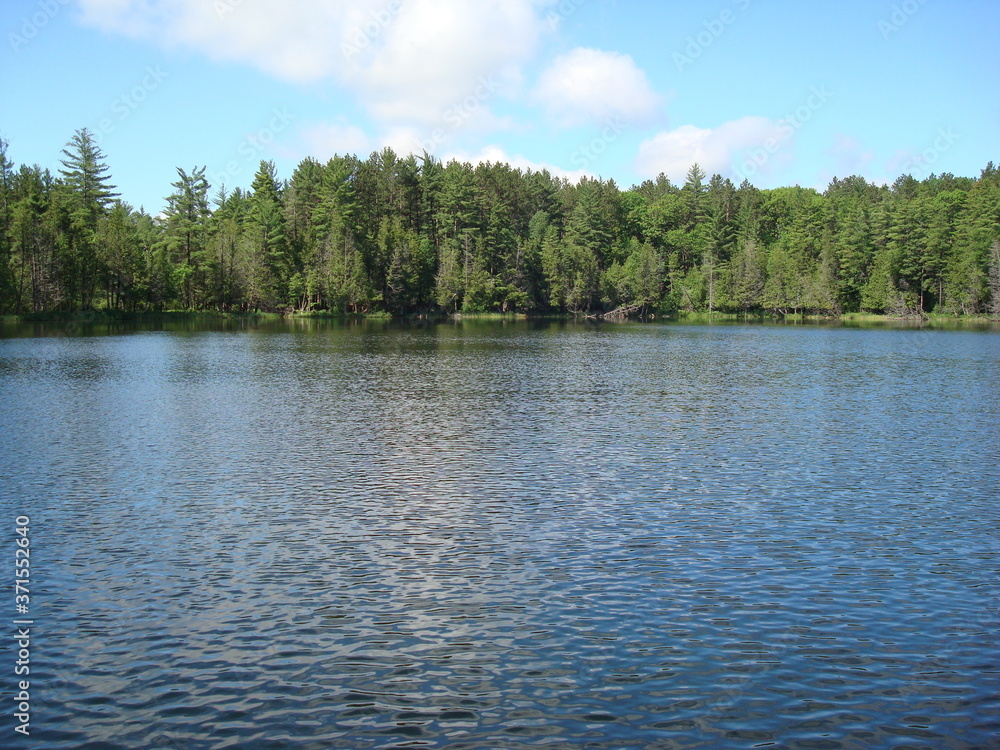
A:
[2,0,997,214]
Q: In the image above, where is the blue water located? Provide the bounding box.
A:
[1,320,998,749]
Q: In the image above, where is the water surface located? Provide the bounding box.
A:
[1,319,998,749]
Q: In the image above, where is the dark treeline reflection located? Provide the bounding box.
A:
[2,129,999,318]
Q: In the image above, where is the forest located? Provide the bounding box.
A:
[1,128,998,318]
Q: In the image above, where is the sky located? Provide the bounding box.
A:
[1,0,998,215]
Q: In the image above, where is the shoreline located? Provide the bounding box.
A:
[2,310,997,327]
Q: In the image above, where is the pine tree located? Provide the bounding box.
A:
[59,129,119,221]
[990,241,1000,318]
[539,223,564,308]
[682,163,707,228]
[728,240,765,315]
[833,201,874,311]
[58,128,119,309]
[923,190,966,310]
[163,167,211,309]
[246,161,288,309]
[560,191,605,312]
[887,196,926,312]
[10,165,58,312]
[3,133,999,319]
[624,241,664,313]
[860,246,898,313]
[703,175,738,312]
[97,202,143,310]
[0,137,13,311]
[206,187,248,310]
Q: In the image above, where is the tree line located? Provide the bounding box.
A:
[2,128,998,317]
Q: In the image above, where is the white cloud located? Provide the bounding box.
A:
[444,145,588,183]
[532,47,662,127]
[301,119,374,160]
[356,0,542,126]
[635,116,792,183]
[78,0,354,82]
[77,0,546,129]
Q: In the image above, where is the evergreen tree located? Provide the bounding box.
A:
[727,240,766,314]
[163,167,211,309]
[207,187,248,310]
[58,128,119,309]
[97,202,143,310]
[0,138,14,312]
[59,128,119,220]
[1,133,996,319]
[284,156,325,308]
[624,241,664,313]
[558,189,606,312]
[246,160,288,309]
[990,242,1000,318]
[861,246,899,313]
[923,190,966,310]
[10,165,58,312]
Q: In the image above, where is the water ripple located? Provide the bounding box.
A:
[1,321,998,748]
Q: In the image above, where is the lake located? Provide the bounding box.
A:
[1,318,998,749]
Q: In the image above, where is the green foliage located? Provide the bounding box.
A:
[57,128,119,309]
[989,242,1000,318]
[59,128,119,222]
[2,130,998,318]
[726,240,766,314]
[0,137,13,313]
[97,202,145,311]
[163,167,211,309]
